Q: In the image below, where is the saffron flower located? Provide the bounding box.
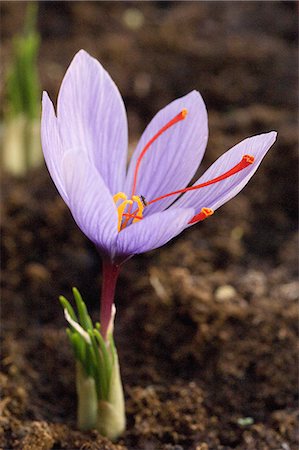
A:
[41,50,277,440]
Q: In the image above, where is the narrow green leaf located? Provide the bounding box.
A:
[93,329,113,387]
[88,330,107,400]
[85,344,97,378]
[74,333,86,364]
[67,329,87,366]
[72,287,93,331]
[88,331,101,369]
[66,329,80,360]
[6,14,40,120]
[59,295,78,322]
[24,2,38,36]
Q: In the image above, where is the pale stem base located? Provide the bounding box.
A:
[76,361,97,430]
[96,349,126,441]
[75,338,125,440]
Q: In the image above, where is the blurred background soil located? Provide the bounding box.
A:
[1,1,298,449]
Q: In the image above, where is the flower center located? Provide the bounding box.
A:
[113,193,144,231]
[113,109,255,231]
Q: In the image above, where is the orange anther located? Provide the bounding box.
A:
[242,154,255,165]
[189,207,214,224]
[181,108,188,119]
[202,207,214,217]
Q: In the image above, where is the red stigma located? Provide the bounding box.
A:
[147,154,255,206]
[131,109,188,198]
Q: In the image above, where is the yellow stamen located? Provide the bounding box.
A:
[113,192,127,204]
[117,199,133,231]
[131,195,145,223]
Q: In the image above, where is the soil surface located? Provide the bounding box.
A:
[1,2,298,449]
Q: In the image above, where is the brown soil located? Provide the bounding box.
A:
[1,2,298,449]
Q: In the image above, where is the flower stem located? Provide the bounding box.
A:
[100,261,120,340]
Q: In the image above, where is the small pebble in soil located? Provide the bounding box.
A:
[215,284,237,302]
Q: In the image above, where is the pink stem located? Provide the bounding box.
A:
[100,261,120,340]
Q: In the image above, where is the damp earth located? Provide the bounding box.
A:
[1,2,298,449]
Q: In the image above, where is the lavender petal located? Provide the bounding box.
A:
[57,50,128,194]
[124,91,208,214]
[62,150,118,254]
[176,132,277,219]
[41,92,69,204]
[115,207,195,261]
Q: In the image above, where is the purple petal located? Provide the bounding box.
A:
[115,207,194,261]
[62,150,118,255]
[176,132,277,218]
[41,92,69,204]
[57,50,128,194]
[124,91,208,214]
